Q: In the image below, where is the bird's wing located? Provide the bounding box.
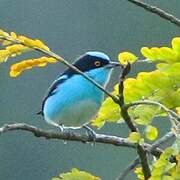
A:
[37,75,68,116]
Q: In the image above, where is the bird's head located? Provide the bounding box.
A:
[73,51,120,71]
[68,51,121,87]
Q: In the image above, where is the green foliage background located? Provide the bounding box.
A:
[0,0,179,180]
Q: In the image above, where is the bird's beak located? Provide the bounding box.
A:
[105,61,122,68]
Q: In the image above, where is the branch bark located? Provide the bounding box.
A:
[118,63,151,179]
[127,0,180,27]
[116,157,140,180]
[0,123,163,157]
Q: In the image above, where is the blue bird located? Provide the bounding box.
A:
[38,51,120,131]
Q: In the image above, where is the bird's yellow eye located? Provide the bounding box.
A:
[94,60,101,67]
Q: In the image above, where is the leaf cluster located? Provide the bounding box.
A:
[0,29,56,77]
[51,168,101,180]
[93,37,180,141]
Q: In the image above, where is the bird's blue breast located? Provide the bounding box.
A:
[43,67,111,127]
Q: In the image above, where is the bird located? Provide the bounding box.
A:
[38,51,120,133]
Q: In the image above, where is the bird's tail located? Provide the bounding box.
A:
[37,110,44,116]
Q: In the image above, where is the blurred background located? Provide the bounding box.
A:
[0,0,179,179]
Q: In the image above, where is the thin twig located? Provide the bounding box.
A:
[116,157,140,180]
[0,123,163,157]
[127,0,180,27]
[150,132,174,150]
[126,100,180,121]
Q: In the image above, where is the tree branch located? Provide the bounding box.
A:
[116,157,140,180]
[127,0,180,27]
[0,122,163,156]
[151,131,174,149]
[118,63,151,179]
[0,119,176,180]
[126,100,180,121]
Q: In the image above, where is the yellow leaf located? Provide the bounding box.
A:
[10,32,18,39]
[176,107,180,115]
[37,62,47,67]
[0,50,10,62]
[141,37,180,63]
[34,39,50,51]
[145,125,158,141]
[10,56,57,77]
[150,47,161,60]
[132,105,160,125]
[9,70,21,77]
[91,96,121,128]
[172,37,180,54]
[0,44,30,63]
[159,47,178,62]
[1,40,12,46]
[6,44,29,55]
[0,29,9,37]
[18,35,49,51]
[52,168,101,180]
[51,178,60,180]
[134,167,144,180]
[118,51,138,65]
[128,132,141,143]
[141,47,157,60]
[162,176,174,180]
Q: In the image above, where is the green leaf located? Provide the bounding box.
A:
[52,168,101,180]
[124,71,174,103]
[52,178,61,180]
[162,176,174,180]
[164,162,176,173]
[161,147,175,159]
[172,37,180,57]
[118,51,138,65]
[131,105,160,125]
[151,147,176,179]
[134,167,144,180]
[161,89,180,108]
[145,125,158,141]
[92,96,121,128]
[128,132,141,143]
[149,176,162,180]
[141,37,180,63]
[141,47,158,61]
[157,63,180,87]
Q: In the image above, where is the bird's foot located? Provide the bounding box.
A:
[83,125,96,145]
[58,124,64,132]
[48,121,64,132]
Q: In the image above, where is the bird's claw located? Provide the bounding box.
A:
[83,125,96,145]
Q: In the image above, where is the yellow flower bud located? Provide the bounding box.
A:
[118,51,138,65]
